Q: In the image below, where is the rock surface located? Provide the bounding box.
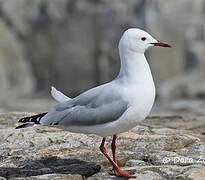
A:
[1,113,205,179]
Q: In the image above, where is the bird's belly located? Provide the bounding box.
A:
[65,114,137,137]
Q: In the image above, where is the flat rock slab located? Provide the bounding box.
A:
[1,113,205,179]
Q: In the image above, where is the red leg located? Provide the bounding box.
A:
[111,135,117,163]
[111,135,136,176]
[99,138,136,178]
[100,138,119,169]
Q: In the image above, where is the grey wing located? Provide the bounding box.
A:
[40,84,128,126]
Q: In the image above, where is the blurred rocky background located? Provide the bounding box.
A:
[0,0,205,114]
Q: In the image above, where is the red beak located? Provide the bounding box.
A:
[150,40,171,47]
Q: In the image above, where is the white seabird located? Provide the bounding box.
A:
[17,28,171,178]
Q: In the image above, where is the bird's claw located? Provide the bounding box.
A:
[113,168,136,178]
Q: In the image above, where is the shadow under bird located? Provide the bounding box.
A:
[16,28,171,178]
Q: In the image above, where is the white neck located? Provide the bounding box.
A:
[117,49,154,84]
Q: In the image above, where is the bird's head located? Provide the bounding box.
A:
[119,28,171,54]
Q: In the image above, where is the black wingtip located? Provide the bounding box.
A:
[15,123,30,129]
[18,112,47,123]
[18,117,28,123]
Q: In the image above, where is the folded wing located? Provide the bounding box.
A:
[41,84,128,126]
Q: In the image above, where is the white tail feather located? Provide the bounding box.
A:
[51,86,71,103]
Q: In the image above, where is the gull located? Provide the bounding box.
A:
[16,28,171,178]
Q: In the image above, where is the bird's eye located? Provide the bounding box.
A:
[141,37,146,41]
